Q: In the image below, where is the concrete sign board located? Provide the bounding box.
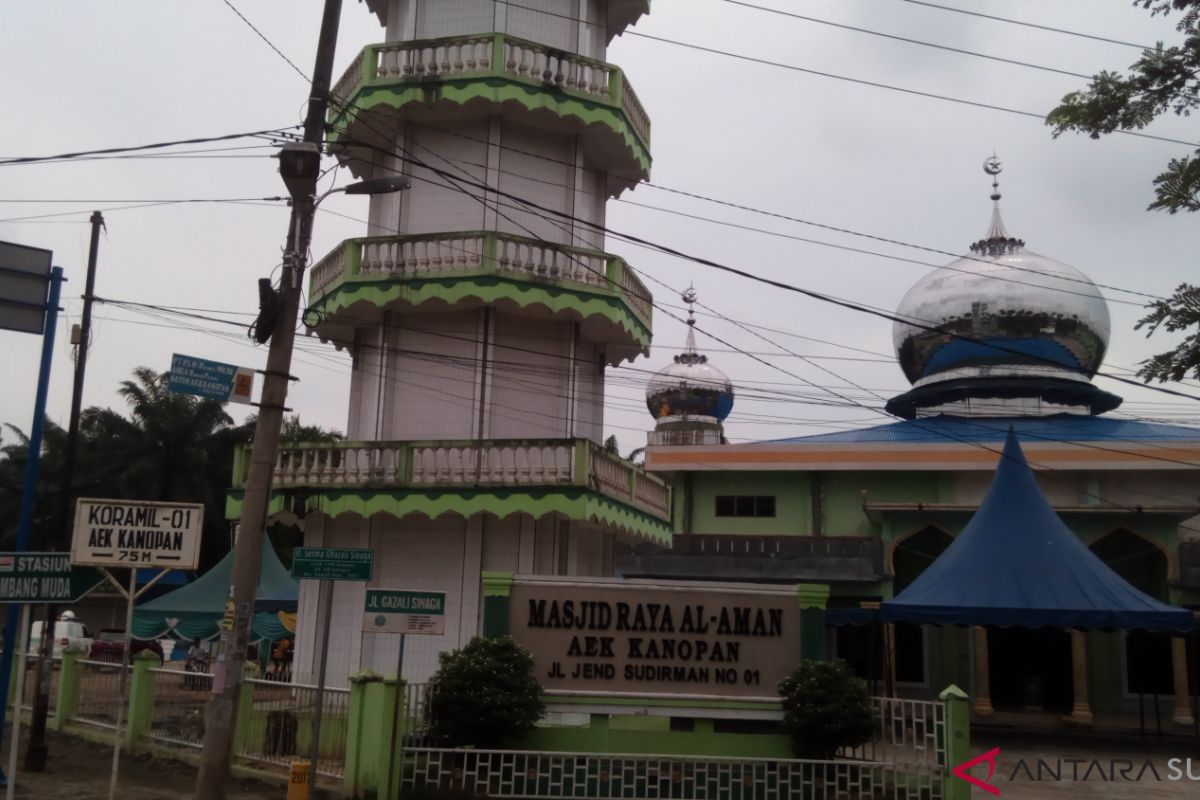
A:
[508,577,800,700]
[71,498,203,569]
[363,589,446,635]
[0,240,52,335]
[168,353,255,405]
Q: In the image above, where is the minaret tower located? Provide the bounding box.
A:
[256,1,669,685]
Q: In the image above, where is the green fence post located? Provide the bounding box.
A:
[940,684,970,800]
[50,650,82,731]
[231,664,257,755]
[482,572,514,638]
[796,583,830,661]
[344,672,402,797]
[126,650,159,748]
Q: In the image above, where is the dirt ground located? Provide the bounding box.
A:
[2,726,287,800]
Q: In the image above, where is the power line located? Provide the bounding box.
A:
[721,0,1093,79]
[221,0,310,84]
[0,127,299,166]
[0,198,286,224]
[898,0,1154,50]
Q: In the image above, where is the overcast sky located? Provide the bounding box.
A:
[3,0,1199,455]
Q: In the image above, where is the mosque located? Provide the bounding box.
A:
[640,161,1200,727]
[226,0,1199,733]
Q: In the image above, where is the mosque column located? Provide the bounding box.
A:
[1069,630,1094,724]
[972,627,993,717]
[1171,636,1195,726]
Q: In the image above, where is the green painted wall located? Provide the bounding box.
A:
[688,473,811,535]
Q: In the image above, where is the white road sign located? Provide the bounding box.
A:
[71,498,203,569]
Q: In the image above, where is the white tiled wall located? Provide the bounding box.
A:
[383,309,484,439]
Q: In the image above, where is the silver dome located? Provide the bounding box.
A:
[646,353,735,421]
[893,215,1110,387]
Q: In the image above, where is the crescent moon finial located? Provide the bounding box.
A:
[983,155,1002,176]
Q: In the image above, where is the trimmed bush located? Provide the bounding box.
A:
[428,636,545,748]
[778,659,874,759]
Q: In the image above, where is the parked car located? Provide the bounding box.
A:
[88,629,165,665]
[29,616,93,659]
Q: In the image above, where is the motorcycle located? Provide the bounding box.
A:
[185,655,211,689]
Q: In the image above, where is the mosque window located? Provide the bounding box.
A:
[714,495,776,518]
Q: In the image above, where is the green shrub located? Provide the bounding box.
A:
[428,636,545,748]
[778,659,874,759]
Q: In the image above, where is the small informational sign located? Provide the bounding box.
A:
[292,547,374,581]
[71,498,203,569]
[0,240,53,335]
[168,353,255,405]
[363,589,446,635]
[0,552,100,604]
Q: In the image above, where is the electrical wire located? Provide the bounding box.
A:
[0,127,299,166]
[897,0,1154,50]
[221,0,311,84]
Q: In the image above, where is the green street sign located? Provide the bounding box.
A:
[0,552,103,603]
[291,547,374,581]
[363,589,446,635]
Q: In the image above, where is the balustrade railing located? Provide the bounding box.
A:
[309,232,647,327]
[240,438,671,520]
[330,33,649,147]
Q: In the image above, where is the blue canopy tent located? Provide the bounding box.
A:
[132,538,298,642]
[878,430,1195,632]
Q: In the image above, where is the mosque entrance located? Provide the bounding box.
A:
[986,627,1073,712]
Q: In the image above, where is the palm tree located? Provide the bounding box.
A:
[82,367,253,567]
[0,419,68,549]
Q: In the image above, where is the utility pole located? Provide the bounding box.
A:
[193,1,343,797]
[24,210,104,772]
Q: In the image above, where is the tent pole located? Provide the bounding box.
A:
[1138,691,1145,739]
[1191,629,1198,739]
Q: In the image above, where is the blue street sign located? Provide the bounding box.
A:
[167,353,255,405]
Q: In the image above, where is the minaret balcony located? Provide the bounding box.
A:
[360,1,651,42]
[328,33,651,185]
[227,438,672,542]
[305,230,652,360]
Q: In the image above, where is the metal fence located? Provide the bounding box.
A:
[73,658,130,730]
[235,679,350,778]
[404,681,432,745]
[13,652,60,717]
[839,696,946,768]
[400,748,945,800]
[145,666,212,748]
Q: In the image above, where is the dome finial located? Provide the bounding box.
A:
[680,284,701,361]
[970,154,1024,256]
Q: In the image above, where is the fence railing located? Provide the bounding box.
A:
[839,695,947,767]
[404,681,432,745]
[74,658,130,730]
[399,748,945,800]
[330,33,650,148]
[235,679,351,779]
[145,666,212,748]
[307,230,652,334]
[232,438,672,523]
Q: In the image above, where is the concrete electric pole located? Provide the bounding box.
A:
[193,1,343,796]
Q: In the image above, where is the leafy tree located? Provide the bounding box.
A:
[778,659,874,759]
[1047,2,1200,382]
[603,434,619,454]
[427,636,545,748]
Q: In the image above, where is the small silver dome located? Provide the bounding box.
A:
[645,287,735,422]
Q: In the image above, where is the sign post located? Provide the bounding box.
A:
[362,588,445,800]
[70,498,203,800]
[291,548,373,800]
[167,353,255,405]
[0,248,62,794]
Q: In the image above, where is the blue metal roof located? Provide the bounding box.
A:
[759,414,1200,445]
